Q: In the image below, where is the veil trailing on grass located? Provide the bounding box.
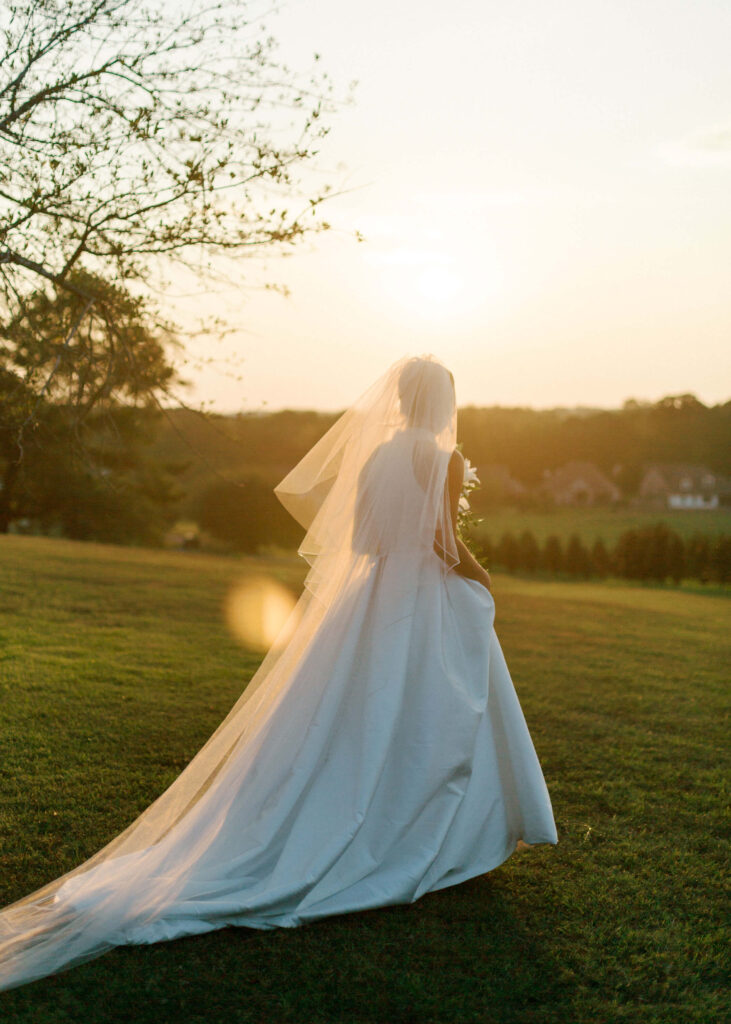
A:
[0,354,460,990]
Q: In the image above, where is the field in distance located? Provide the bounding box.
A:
[467,504,731,546]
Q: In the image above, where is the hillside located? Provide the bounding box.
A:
[1,534,726,1022]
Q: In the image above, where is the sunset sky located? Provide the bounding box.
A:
[173,0,730,414]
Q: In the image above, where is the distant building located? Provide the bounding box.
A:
[540,461,622,506]
[638,463,725,509]
[478,463,527,502]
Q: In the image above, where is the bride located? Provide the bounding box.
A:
[0,354,558,992]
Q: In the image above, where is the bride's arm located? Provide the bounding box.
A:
[440,449,492,593]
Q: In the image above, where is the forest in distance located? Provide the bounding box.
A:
[152,391,730,509]
[154,393,730,586]
[153,391,731,506]
[3,390,730,587]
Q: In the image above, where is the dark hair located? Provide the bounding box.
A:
[398,358,455,433]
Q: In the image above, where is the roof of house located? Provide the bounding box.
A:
[478,463,527,493]
[641,463,719,492]
[542,460,620,496]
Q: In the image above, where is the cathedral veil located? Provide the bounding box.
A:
[0,354,460,991]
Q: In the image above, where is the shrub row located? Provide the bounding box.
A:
[469,523,731,584]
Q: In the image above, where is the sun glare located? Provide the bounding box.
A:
[416,266,463,304]
[370,242,502,321]
[224,576,299,652]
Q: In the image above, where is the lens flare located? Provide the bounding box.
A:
[224,576,299,652]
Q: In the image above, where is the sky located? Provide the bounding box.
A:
[171,0,731,413]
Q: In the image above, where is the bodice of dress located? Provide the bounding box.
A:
[352,430,448,558]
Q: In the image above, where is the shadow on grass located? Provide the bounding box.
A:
[2,872,566,1024]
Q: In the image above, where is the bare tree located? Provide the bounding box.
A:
[0,0,340,302]
[0,0,350,518]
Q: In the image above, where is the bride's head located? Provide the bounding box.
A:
[398,357,455,435]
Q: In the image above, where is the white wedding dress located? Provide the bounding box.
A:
[0,357,557,992]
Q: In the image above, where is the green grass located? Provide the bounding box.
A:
[0,535,728,1024]
[468,504,731,547]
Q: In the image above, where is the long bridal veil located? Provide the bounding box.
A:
[0,355,462,991]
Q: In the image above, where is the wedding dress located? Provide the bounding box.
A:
[0,355,558,992]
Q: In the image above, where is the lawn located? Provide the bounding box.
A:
[467,504,731,548]
[0,535,727,1023]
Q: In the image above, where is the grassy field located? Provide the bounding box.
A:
[467,505,731,547]
[0,535,728,1024]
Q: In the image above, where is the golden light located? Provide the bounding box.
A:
[416,266,463,304]
[369,242,502,321]
[224,576,299,652]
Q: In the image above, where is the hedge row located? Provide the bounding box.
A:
[469,523,731,584]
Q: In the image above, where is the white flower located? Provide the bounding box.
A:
[458,458,479,515]
[463,457,480,487]
[456,455,480,526]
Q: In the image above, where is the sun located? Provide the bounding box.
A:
[370,241,502,321]
[416,266,463,304]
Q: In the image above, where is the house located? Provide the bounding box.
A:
[539,461,622,506]
[638,463,725,509]
[477,463,527,502]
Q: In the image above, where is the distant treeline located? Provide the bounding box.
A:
[7,392,729,554]
[468,524,731,585]
[152,394,730,567]
[458,393,730,499]
[154,392,731,522]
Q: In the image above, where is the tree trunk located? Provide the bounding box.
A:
[0,456,20,533]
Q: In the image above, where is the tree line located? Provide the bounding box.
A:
[152,396,731,524]
[4,398,730,562]
[458,396,731,504]
[468,524,731,585]
[187,474,730,585]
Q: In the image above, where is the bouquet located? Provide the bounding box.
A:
[457,454,481,538]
